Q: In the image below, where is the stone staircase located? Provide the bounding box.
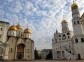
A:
[64,49,76,60]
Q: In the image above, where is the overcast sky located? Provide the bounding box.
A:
[0,0,84,50]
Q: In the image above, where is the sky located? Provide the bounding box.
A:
[0,0,84,50]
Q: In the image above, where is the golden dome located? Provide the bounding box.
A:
[16,24,22,29]
[71,2,78,10]
[24,28,31,34]
[61,20,67,23]
[8,25,17,31]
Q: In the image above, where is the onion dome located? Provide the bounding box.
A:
[16,24,22,29]
[24,28,31,34]
[61,20,67,23]
[8,25,17,31]
[71,2,78,10]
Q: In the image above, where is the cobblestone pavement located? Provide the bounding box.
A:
[1,60,84,62]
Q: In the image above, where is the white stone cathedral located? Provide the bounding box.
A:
[52,2,84,60]
[4,23,34,60]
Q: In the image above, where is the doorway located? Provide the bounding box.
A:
[78,54,81,60]
[17,43,25,60]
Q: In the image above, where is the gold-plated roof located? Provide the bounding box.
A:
[61,20,67,23]
[16,24,22,29]
[8,25,17,31]
[24,28,31,34]
[71,2,78,10]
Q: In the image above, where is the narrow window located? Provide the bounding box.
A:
[74,21,76,25]
[77,21,79,24]
[75,38,78,43]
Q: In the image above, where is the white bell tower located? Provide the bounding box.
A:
[71,1,83,35]
[71,1,84,60]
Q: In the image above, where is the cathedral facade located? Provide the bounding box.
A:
[52,2,84,60]
[4,24,34,60]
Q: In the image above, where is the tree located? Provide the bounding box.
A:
[34,48,40,59]
[46,51,53,60]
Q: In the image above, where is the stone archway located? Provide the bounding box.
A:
[17,43,25,60]
[57,51,61,58]
[78,54,81,60]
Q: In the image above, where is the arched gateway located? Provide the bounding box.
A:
[17,43,25,60]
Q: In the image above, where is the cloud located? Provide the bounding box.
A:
[0,0,84,50]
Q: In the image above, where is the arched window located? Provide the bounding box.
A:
[75,38,78,43]
[62,34,66,40]
[67,32,70,35]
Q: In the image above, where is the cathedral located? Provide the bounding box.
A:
[3,23,34,60]
[52,1,84,60]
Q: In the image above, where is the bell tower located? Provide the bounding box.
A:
[71,1,83,35]
[71,0,84,60]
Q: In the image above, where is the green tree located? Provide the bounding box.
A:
[34,48,40,59]
[46,51,53,60]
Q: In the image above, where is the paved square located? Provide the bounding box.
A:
[2,60,84,62]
